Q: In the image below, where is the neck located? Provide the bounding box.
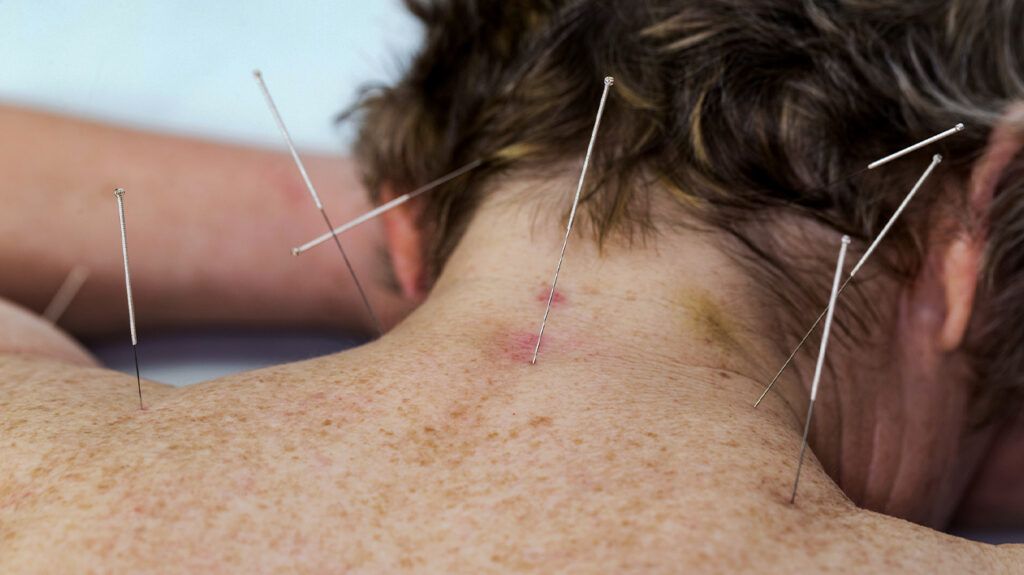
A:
[399,195,774,376]
[366,183,973,528]
[388,189,780,404]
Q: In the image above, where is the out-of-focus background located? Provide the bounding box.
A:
[1,0,418,385]
[0,0,418,152]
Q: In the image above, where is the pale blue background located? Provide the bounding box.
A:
[0,0,419,151]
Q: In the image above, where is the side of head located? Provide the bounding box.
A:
[349,0,1024,525]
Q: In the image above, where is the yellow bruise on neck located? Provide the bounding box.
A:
[674,286,744,354]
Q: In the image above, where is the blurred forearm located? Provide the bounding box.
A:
[0,105,409,337]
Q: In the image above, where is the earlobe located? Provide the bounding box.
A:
[938,236,980,351]
[378,183,430,302]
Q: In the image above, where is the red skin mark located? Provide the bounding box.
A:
[499,329,585,364]
[502,331,545,364]
[536,287,568,307]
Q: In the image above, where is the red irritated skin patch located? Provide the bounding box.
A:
[488,288,576,363]
[536,286,568,307]
[497,329,587,364]
[501,331,545,364]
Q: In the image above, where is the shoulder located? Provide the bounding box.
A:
[0,348,1016,573]
[0,297,96,367]
[0,294,176,447]
[0,353,176,501]
[0,296,177,474]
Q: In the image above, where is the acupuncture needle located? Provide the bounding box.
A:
[114,189,144,410]
[818,123,964,190]
[291,158,485,256]
[43,265,91,323]
[868,123,963,170]
[253,70,383,335]
[790,235,849,504]
[754,154,943,407]
[532,76,615,365]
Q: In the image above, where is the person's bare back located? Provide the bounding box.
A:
[4,0,1024,568]
[0,356,1007,572]
[2,202,1020,572]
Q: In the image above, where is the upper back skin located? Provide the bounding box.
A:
[0,338,1016,573]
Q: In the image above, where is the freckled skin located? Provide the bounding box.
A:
[1,199,1020,573]
[0,341,1013,572]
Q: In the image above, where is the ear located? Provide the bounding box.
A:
[936,233,980,351]
[379,182,431,302]
[933,104,1024,351]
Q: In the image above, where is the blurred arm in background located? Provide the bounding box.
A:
[0,104,413,338]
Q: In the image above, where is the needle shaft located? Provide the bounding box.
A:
[114,188,144,410]
[253,70,383,335]
[531,77,615,365]
[292,159,484,256]
[43,265,90,323]
[868,124,963,170]
[790,235,849,504]
[754,154,944,407]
